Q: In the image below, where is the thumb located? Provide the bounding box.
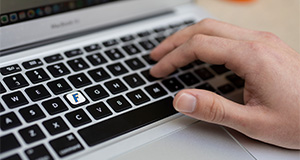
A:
[173,89,257,134]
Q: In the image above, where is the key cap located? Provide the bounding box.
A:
[25,85,51,102]
[44,54,63,63]
[47,78,72,95]
[141,69,160,82]
[2,91,29,108]
[65,91,89,108]
[184,19,195,25]
[145,83,168,99]
[126,89,150,105]
[120,35,135,42]
[155,36,166,43]
[86,53,107,66]
[142,54,157,65]
[84,44,101,52]
[104,48,124,61]
[226,74,245,88]
[2,154,22,160]
[47,63,70,77]
[67,58,89,72]
[218,84,235,94]
[19,124,46,144]
[25,144,53,160]
[107,62,128,76]
[104,79,128,94]
[88,67,110,82]
[123,73,145,88]
[194,60,205,65]
[65,109,91,127]
[180,64,194,70]
[0,82,7,94]
[85,85,109,101]
[0,64,21,76]
[122,44,141,55]
[125,57,145,70]
[0,112,22,131]
[169,22,183,28]
[64,49,83,58]
[0,103,4,112]
[26,68,50,84]
[179,72,200,86]
[162,78,184,92]
[137,31,151,37]
[87,102,112,120]
[210,65,230,75]
[42,97,68,115]
[139,40,155,50]
[50,133,84,157]
[43,117,69,135]
[103,39,118,47]
[154,27,166,33]
[194,68,215,80]
[107,95,131,112]
[0,134,20,153]
[19,104,46,123]
[4,74,29,90]
[22,59,43,69]
[196,83,217,92]
[78,97,177,146]
[68,73,92,88]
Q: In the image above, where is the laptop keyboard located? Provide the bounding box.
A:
[0,19,245,159]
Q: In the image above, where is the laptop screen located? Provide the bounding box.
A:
[0,0,119,27]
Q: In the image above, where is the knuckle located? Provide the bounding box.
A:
[199,18,215,26]
[259,31,280,41]
[245,41,266,53]
[190,34,206,44]
[201,94,225,123]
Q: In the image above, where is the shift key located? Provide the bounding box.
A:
[49,133,84,157]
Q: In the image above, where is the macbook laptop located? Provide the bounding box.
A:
[0,0,254,159]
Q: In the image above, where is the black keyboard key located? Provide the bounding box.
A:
[104,48,124,60]
[196,83,216,92]
[2,91,29,109]
[218,84,235,94]
[25,144,53,160]
[194,68,215,80]
[22,59,43,69]
[64,49,83,57]
[139,40,155,50]
[78,97,176,146]
[126,89,150,105]
[123,73,145,88]
[2,154,22,160]
[43,117,69,135]
[194,60,205,65]
[84,44,101,52]
[210,65,230,75]
[0,82,7,94]
[154,27,166,33]
[179,72,200,86]
[47,78,72,95]
[120,35,135,42]
[184,19,195,25]
[0,103,4,112]
[125,57,146,70]
[68,73,92,88]
[137,31,151,37]
[141,69,160,82]
[155,36,166,43]
[4,74,29,90]
[226,74,245,88]
[145,83,168,99]
[122,44,141,55]
[107,95,131,112]
[42,97,68,115]
[104,79,128,95]
[142,54,157,65]
[44,54,63,63]
[65,109,91,127]
[103,39,118,47]
[107,62,128,76]
[87,102,112,120]
[47,63,70,77]
[25,85,51,102]
[0,64,21,76]
[19,124,46,144]
[162,78,184,92]
[86,53,107,66]
[180,64,194,70]
[67,58,89,72]
[169,22,183,28]
[50,133,84,157]
[0,134,20,153]
[85,85,109,101]
[26,68,50,84]
[65,91,89,108]
[19,104,46,123]
[88,67,110,82]
[0,112,22,131]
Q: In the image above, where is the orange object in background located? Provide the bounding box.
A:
[225,0,256,2]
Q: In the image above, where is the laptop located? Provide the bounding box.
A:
[0,0,254,159]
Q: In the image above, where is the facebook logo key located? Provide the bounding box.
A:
[66,91,87,106]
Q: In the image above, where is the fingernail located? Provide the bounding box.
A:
[175,93,196,113]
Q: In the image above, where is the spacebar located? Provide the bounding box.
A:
[78,97,177,146]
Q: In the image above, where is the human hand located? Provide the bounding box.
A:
[150,19,300,149]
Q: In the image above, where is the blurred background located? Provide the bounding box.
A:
[195,0,300,53]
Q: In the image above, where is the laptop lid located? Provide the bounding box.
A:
[0,0,191,54]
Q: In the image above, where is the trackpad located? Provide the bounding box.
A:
[113,121,254,160]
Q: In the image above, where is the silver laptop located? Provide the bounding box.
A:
[0,0,254,159]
